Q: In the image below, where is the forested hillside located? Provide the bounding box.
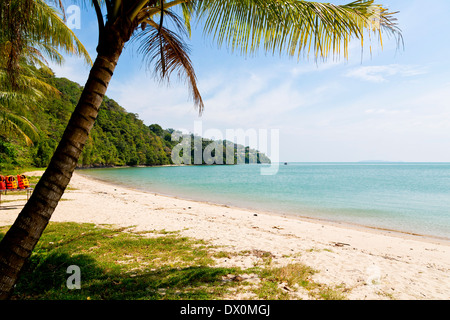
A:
[0,73,270,170]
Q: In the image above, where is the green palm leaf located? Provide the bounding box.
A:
[134,8,204,112]
[193,0,401,60]
[0,110,39,146]
[0,0,92,88]
[31,0,92,66]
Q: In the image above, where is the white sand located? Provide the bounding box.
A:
[1,170,449,300]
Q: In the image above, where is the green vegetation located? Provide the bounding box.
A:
[0,222,348,300]
[0,72,270,171]
[1,0,91,168]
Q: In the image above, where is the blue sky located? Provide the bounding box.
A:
[51,0,450,162]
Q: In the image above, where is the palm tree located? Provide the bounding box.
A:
[0,60,59,146]
[0,111,39,146]
[0,0,401,299]
[0,0,91,147]
[0,0,91,88]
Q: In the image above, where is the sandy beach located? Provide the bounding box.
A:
[1,170,449,300]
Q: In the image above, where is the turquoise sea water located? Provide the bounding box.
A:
[79,163,450,239]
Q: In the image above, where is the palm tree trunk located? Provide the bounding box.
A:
[0,22,132,299]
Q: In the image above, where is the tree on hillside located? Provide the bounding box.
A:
[0,0,402,298]
[149,123,164,136]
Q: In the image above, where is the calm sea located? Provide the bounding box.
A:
[79,163,450,239]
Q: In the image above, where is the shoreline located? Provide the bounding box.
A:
[76,170,450,245]
[1,170,449,300]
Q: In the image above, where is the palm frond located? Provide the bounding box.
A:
[0,110,39,146]
[134,9,204,113]
[0,67,59,98]
[193,0,401,61]
[32,0,92,66]
[0,0,92,91]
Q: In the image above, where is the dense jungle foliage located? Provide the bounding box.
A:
[0,72,270,170]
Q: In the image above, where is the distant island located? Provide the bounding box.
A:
[358,160,397,163]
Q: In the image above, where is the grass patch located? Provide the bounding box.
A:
[253,263,316,299]
[262,263,317,288]
[0,167,45,176]
[0,222,350,300]
[0,222,241,300]
[254,263,347,300]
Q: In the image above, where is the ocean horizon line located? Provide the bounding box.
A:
[276,161,450,165]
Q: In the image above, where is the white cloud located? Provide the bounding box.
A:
[290,59,344,76]
[345,64,427,83]
[364,108,410,115]
[48,55,92,85]
[197,70,336,130]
